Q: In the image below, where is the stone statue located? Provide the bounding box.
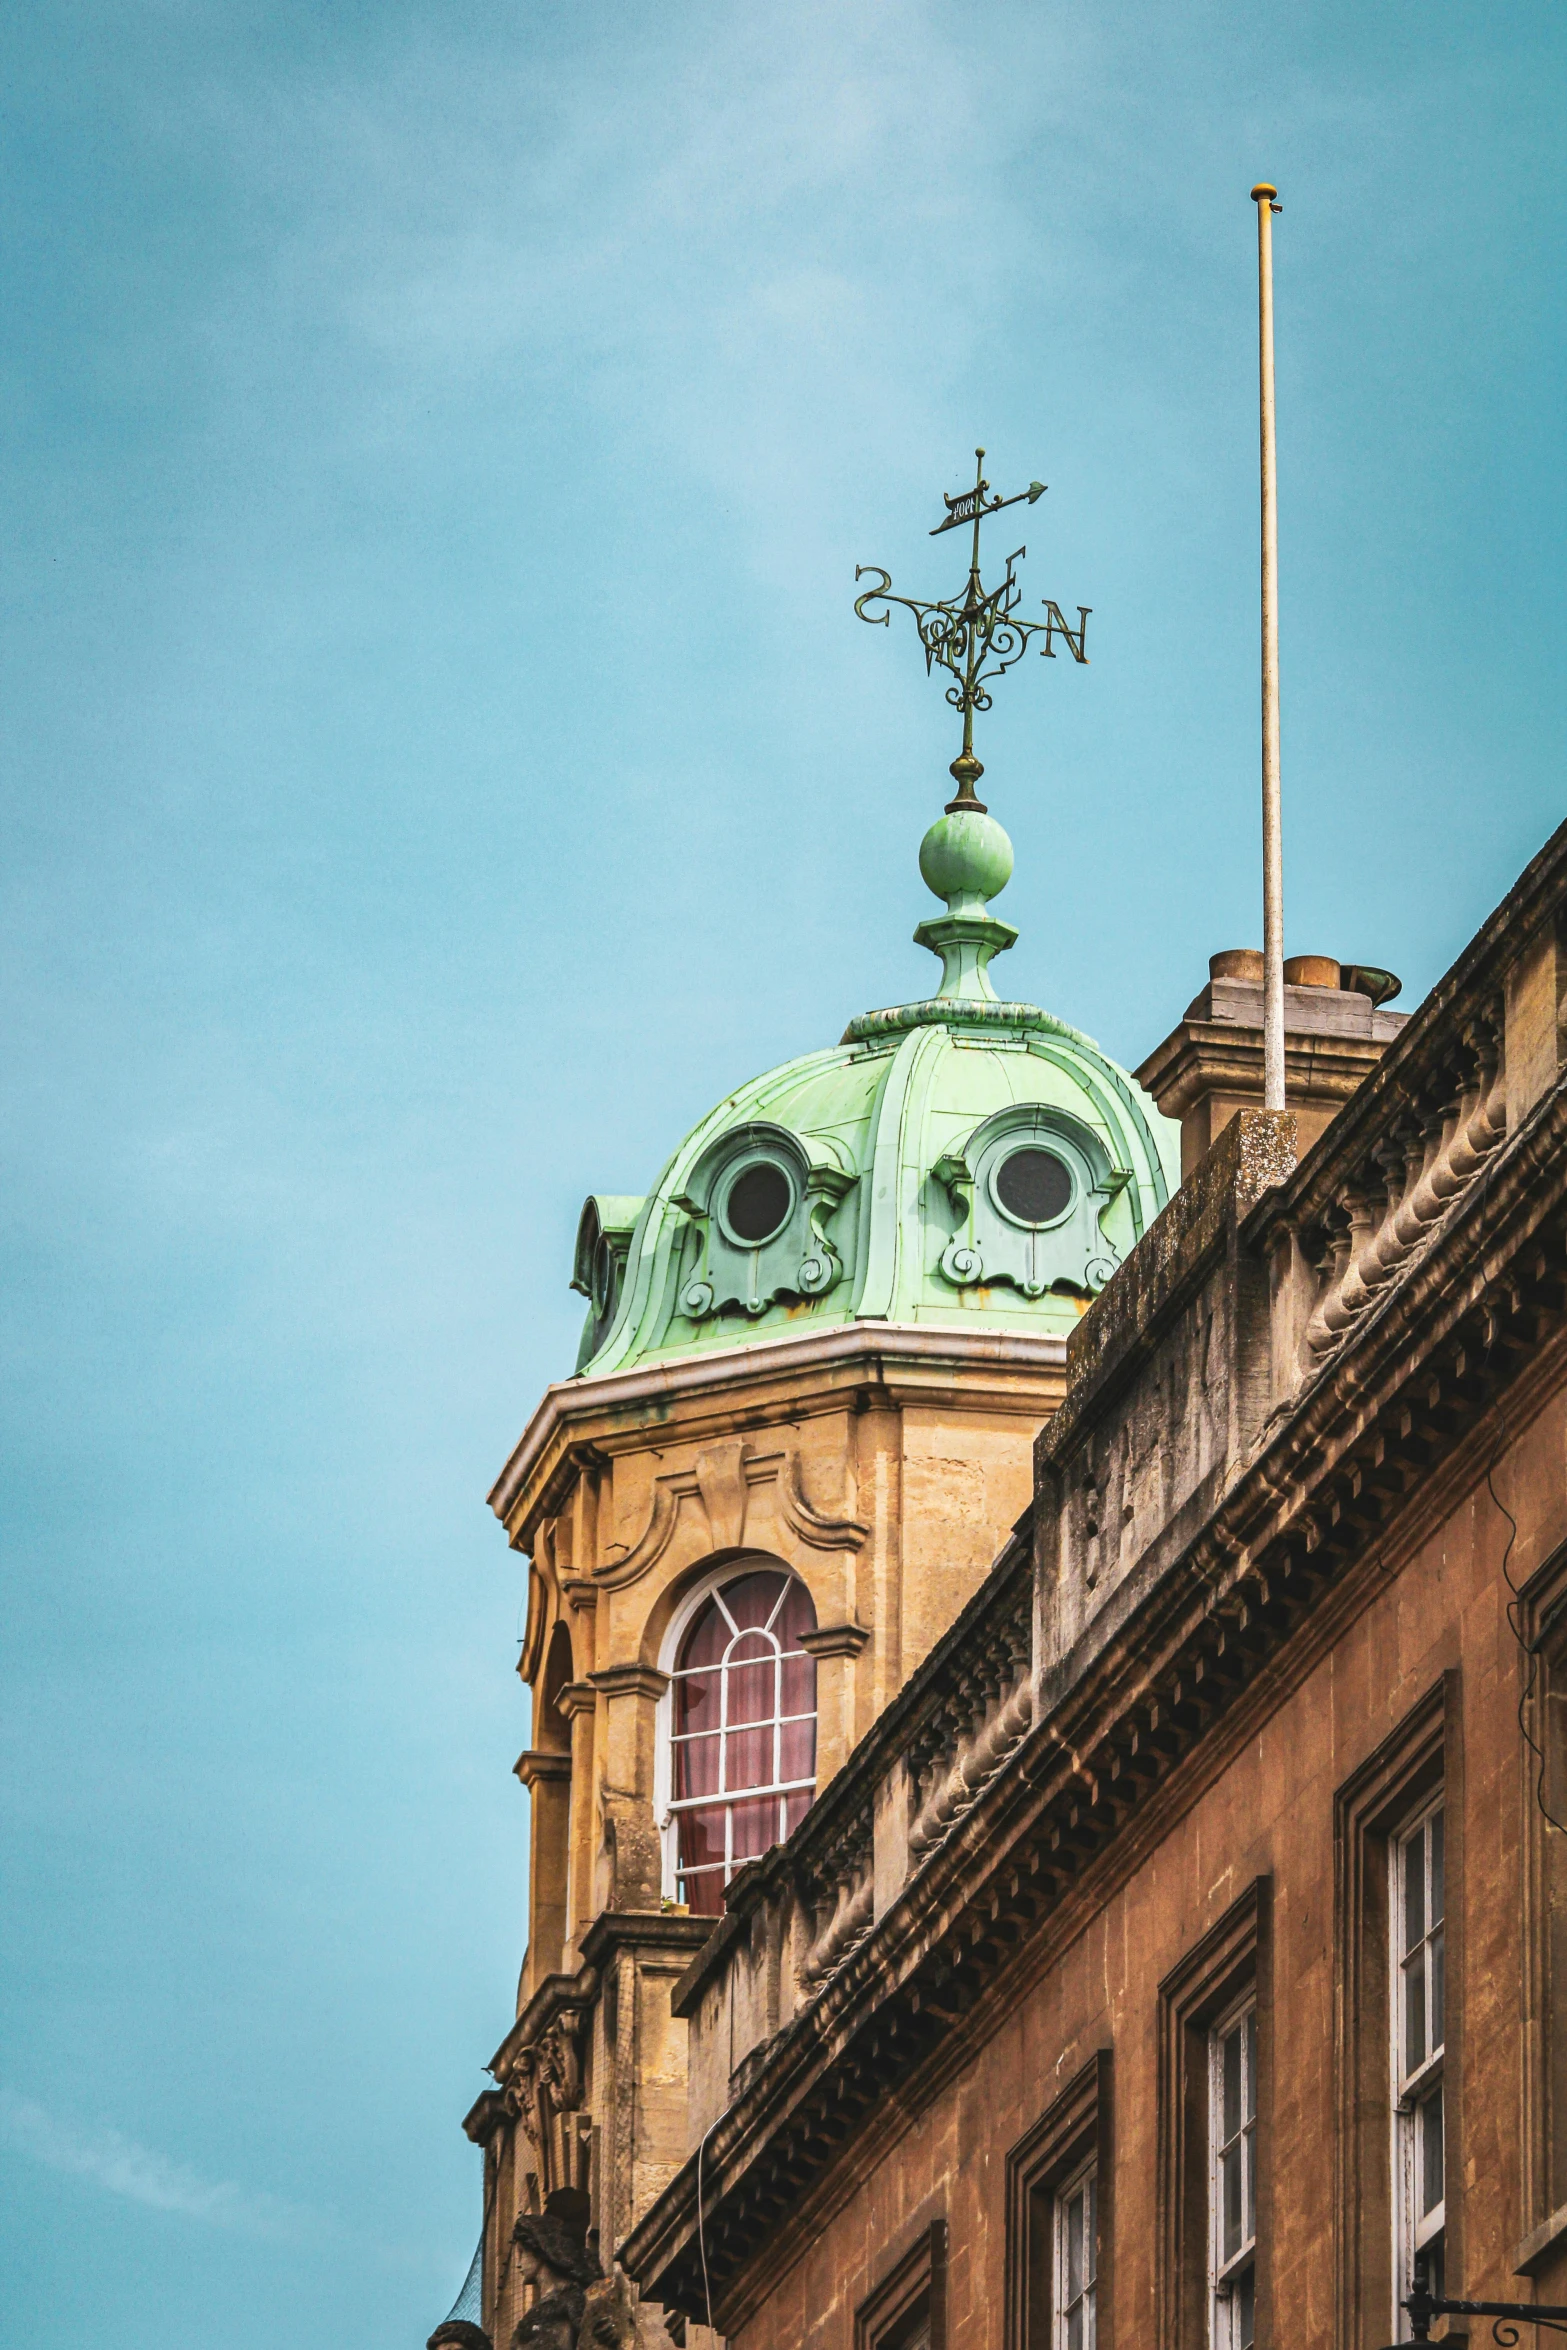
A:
[428,2327,492,2350]
[510,2198,601,2350]
[577,2266,638,2350]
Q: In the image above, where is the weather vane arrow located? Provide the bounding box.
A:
[854,447,1090,812]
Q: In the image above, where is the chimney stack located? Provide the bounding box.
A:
[1135,950,1407,1183]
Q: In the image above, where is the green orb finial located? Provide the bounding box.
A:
[919,804,1015,916]
[913,797,1019,1004]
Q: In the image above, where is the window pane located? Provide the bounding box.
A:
[679,1597,729,1673]
[680,1863,726,1918]
[718,1571,787,1634]
[678,1801,724,1873]
[1422,2087,1444,2219]
[779,1711,817,1784]
[1223,2024,1242,2142]
[1067,2189,1084,2300]
[1085,2173,1097,2286]
[674,1728,720,1801]
[1222,2143,1243,2263]
[728,1794,775,1864]
[774,1575,817,1645]
[1244,2009,1257,2125]
[780,1648,815,1716]
[1405,1954,1427,2079]
[783,1789,812,1837]
[725,1722,773,1793]
[1430,1810,1444,1927]
[726,1654,777,1729]
[1431,1926,1445,2053]
[1404,1829,1425,1956]
[1237,2267,1255,2350]
[1245,2118,1256,2241]
[675,1667,720,1733]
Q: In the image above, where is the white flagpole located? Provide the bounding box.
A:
[1252,182,1285,1113]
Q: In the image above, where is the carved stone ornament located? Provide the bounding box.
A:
[672,1121,857,1323]
[504,2000,592,2149]
[935,1102,1130,1299]
[596,1441,868,1589]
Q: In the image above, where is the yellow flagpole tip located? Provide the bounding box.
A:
[1251,183,1278,202]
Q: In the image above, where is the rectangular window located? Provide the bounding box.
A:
[1333,1678,1455,2350]
[1157,1879,1268,2350]
[1007,2052,1112,2350]
[1210,2000,1257,2350]
[1055,2160,1098,2350]
[1394,1802,1446,2304]
[855,2220,946,2350]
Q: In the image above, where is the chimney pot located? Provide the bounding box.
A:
[1209,948,1264,982]
[1283,954,1341,989]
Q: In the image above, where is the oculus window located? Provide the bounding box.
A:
[995,1146,1074,1228]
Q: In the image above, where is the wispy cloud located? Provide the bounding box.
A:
[0,2089,310,2240]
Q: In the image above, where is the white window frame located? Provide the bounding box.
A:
[1053,2155,1097,2350]
[1208,1992,1257,2350]
[654,1558,818,1904]
[1392,1798,1446,2316]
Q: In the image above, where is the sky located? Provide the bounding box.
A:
[1,2,1562,2343]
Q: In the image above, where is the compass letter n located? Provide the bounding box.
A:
[1040,602,1091,663]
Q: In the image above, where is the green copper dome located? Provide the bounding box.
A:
[570,800,1179,1376]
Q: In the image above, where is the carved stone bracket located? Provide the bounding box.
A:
[500,1979,598,2197]
[596,1442,869,1588]
[587,1663,671,1703]
[799,1622,871,1660]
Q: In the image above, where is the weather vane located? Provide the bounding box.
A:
[854,448,1090,811]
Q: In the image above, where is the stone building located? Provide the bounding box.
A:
[452,759,1440,2350]
[617,818,1567,2350]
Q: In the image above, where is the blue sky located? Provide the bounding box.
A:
[1,3,1561,2342]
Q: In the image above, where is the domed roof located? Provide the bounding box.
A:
[571,800,1179,1376]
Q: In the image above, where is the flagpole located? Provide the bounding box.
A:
[1252,182,1285,1114]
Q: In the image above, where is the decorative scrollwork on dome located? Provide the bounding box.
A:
[941,1238,985,1287]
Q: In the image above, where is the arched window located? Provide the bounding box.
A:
[661,1565,818,1916]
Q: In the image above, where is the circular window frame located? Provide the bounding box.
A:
[717,1155,797,1250]
[987,1139,1078,1232]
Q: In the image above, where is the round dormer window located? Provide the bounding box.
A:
[722,1159,794,1246]
[993,1144,1073,1228]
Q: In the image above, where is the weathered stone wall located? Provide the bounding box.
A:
[715,1368,1567,2350]
[1035,1111,1296,1682]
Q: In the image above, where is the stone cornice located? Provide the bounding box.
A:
[461,2087,509,2148]
[587,1664,670,1703]
[487,1321,1068,1538]
[621,1073,1567,2325]
[1135,1020,1385,1120]
[513,1747,573,1790]
[579,1908,715,1970]
[799,1622,872,1660]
